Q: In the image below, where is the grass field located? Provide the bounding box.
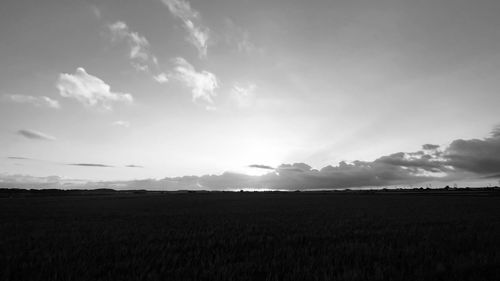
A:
[1,191,499,280]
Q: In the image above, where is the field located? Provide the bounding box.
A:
[1,190,500,280]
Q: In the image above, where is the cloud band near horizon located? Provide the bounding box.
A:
[3,126,500,190]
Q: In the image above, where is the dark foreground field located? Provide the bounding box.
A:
[1,190,500,281]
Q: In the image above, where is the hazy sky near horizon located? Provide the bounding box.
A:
[1,0,500,187]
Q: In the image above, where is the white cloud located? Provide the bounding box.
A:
[108,21,152,71]
[153,73,169,84]
[161,0,210,58]
[172,57,218,105]
[17,129,56,141]
[57,67,133,110]
[112,120,130,127]
[230,83,257,108]
[4,94,60,109]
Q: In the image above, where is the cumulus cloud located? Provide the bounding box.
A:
[4,94,60,109]
[57,67,133,110]
[161,0,210,58]
[153,73,169,84]
[444,131,500,175]
[375,152,446,174]
[17,129,56,141]
[230,83,257,108]
[172,57,218,105]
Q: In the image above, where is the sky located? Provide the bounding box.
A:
[1,0,500,190]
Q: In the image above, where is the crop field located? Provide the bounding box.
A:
[1,191,500,281]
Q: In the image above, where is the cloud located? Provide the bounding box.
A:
[17,129,56,141]
[443,130,500,175]
[68,163,113,168]
[108,21,153,70]
[491,125,500,138]
[4,94,60,109]
[7,156,32,160]
[375,152,446,173]
[423,144,440,150]
[277,163,313,173]
[161,0,210,58]
[249,164,275,170]
[230,83,257,108]
[6,126,500,191]
[0,174,63,189]
[224,19,259,54]
[90,5,101,19]
[126,165,144,168]
[172,57,218,105]
[112,120,130,127]
[57,67,133,110]
[153,73,169,84]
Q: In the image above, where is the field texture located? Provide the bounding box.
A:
[1,192,500,280]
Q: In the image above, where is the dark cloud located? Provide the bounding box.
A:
[248,164,274,170]
[375,152,446,173]
[423,144,440,150]
[443,131,500,175]
[126,165,144,168]
[17,129,55,141]
[491,125,500,138]
[69,163,114,168]
[7,156,32,160]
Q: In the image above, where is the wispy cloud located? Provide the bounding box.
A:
[126,165,144,168]
[90,4,101,19]
[57,67,133,110]
[224,19,259,54]
[230,83,257,108]
[17,129,56,141]
[68,163,114,168]
[249,164,275,170]
[112,120,130,128]
[108,21,155,71]
[7,156,33,160]
[161,0,210,58]
[172,57,218,106]
[4,94,60,109]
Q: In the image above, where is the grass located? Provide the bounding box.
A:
[1,191,499,280]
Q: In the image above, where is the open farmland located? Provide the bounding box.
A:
[1,190,500,281]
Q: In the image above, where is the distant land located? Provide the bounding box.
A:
[1,186,499,198]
